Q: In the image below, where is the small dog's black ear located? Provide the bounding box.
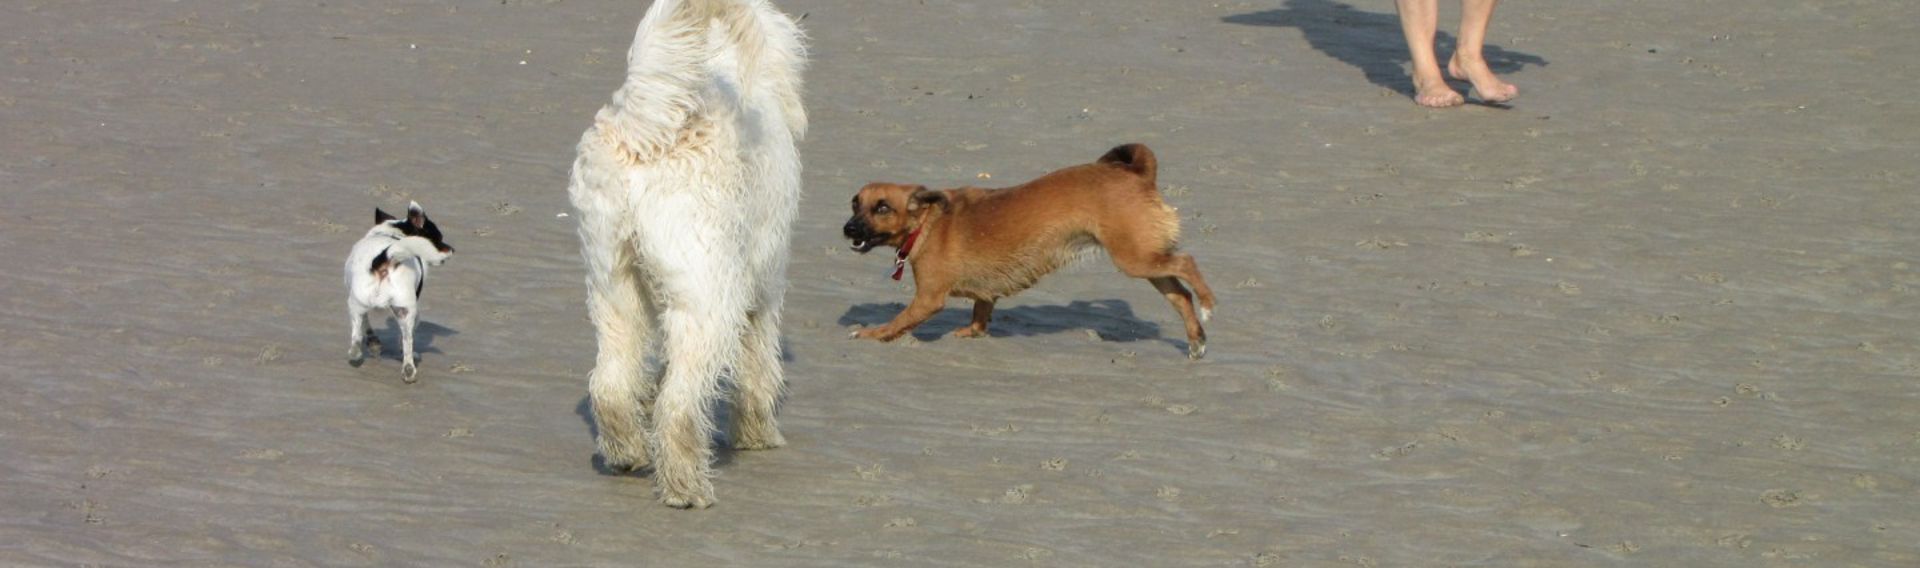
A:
[406,201,428,229]
[908,186,946,211]
[375,208,396,224]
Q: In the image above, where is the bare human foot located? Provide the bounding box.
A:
[1412,75,1464,108]
[1448,53,1518,103]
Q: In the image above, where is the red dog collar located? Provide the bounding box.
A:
[890,228,922,281]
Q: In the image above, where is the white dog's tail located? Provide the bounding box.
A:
[601,0,806,155]
[377,236,452,269]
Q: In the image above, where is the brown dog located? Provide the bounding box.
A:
[842,143,1217,358]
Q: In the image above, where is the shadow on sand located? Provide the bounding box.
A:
[369,320,457,362]
[575,395,744,477]
[837,299,1190,354]
[566,332,801,476]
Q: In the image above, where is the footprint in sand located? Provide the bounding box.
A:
[1760,489,1803,508]
[1156,485,1182,502]
[998,484,1034,504]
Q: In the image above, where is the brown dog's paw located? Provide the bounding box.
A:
[951,327,988,339]
[1187,339,1207,360]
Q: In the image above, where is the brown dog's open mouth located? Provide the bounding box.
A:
[849,235,887,254]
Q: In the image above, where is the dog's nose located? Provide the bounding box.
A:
[842,219,862,238]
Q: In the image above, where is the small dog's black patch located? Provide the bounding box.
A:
[398,209,453,254]
[368,248,389,274]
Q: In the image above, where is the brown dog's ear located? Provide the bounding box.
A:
[907,186,946,212]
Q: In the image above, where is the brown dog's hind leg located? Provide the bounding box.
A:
[953,299,995,338]
[1148,277,1207,359]
[1108,234,1211,357]
[1102,215,1217,319]
[1166,253,1217,322]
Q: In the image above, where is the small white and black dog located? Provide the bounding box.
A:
[344,201,454,382]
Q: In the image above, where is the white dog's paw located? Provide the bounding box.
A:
[733,429,787,451]
[597,437,652,473]
[600,454,650,474]
[401,362,419,383]
[347,346,366,367]
[660,486,716,510]
[656,469,717,509]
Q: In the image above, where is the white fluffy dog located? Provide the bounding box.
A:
[565,0,806,508]
[345,202,454,383]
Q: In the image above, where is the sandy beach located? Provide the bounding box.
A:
[3,0,1918,565]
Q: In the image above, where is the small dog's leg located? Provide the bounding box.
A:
[1169,253,1218,322]
[1110,245,1211,358]
[852,288,948,341]
[396,306,419,382]
[347,306,370,366]
[364,313,382,352]
[1149,277,1207,359]
[732,307,786,451]
[651,305,744,509]
[951,299,995,338]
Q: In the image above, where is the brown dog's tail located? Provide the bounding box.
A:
[1097,143,1157,182]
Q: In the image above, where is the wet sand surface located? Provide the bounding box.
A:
[3,0,1918,565]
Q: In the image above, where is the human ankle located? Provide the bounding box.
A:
[1451,52,1488,66]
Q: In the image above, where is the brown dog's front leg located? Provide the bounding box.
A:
[853,288,947,342]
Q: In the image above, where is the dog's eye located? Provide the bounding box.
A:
[874,203,892,214]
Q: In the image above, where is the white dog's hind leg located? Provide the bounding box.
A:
[731,306,787,450]
[650,297,746,509]
[347,305,371,366]
[397,306,419,383]
[583,244,660,472]
[364,312,382,354]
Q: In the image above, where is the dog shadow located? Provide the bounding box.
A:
[575,389,745,477]
[1223,0,1546,103]
[370,320,458,361]
[837,299,1189,353]
[570,334,801,476]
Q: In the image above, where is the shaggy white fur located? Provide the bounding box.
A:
[565,0,806,509]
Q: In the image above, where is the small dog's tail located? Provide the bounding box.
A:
[1099,143,1180,248]
[1097,143,1158,183]
[379,236,452,269]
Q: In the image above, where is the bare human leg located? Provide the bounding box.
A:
[1449,0,1519,102]
[1396,0,1464,107]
